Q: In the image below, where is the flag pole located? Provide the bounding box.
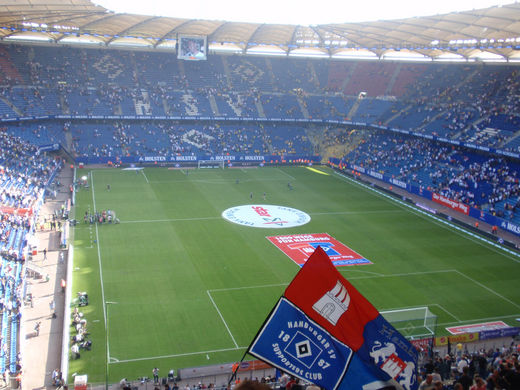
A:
[228,349,248,386]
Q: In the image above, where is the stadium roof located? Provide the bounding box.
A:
[1,0,520,61]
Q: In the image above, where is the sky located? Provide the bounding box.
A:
[93,0,514,25]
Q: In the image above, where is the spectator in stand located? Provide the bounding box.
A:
[419,374,435,390]
[456,366,474,390]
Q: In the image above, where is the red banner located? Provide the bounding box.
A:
[267,233,372,267]
[409,338,432,350]
[432,193,469,215]
[0,206,32,216]
[237,360,272,372]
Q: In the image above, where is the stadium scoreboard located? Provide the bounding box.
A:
[178,35,207,61]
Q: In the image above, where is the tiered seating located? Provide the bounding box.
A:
[326,61,356,92]
[269,125,313,155]
[1,43,520,153]
[388,64,428,97]
[0,99,17,119]
[0,309,8,373]
[4,122,63,147]
[502,135,520,153]
[459,127,506,148]
[0,46,22,85]
[270,58,322,93]
[135,52,182,87]
[388,106,436,131]
[311,60,331,92]
[304,95,355,120]
[190,91,214,116]
[64,87,115,116]
[344,62,397,97]
[481,114,520,133]
[353,99,394,124]
[422,107,478,138]
[202,124,270,155]
[70,122,118,158]
[9,317,17,373]
[343,129,520,216]
[212,92,259,117]
[226,56,274,91]
[403,64,470,101]
[7,87,53,116]
[0,133,62,377]
[182,58,227,91]
[260,94,303,118]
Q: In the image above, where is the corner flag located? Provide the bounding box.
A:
[248,247,418,390]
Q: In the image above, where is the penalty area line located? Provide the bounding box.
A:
[453,269,520,310]
[141,170,149,183]
[207,290,239,348]
[109,346,247,364]
[277,168,296,181]
[432,303,461,323]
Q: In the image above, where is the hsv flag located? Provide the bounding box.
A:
[248,247,418,390]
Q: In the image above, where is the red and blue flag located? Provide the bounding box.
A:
[248,247,418,390]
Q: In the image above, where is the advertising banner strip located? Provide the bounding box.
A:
[446,321,509,335]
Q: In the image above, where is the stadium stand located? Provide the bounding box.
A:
[2,40,520,390]
[0,45,518,150]
[2,43,520,225]
[0,130,62,382]
[2,42,520,218]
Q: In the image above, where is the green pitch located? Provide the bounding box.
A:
[69,166,520,383]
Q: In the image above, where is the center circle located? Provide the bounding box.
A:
[222,205,311,228]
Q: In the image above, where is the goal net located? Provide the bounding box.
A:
[380,306,437,340]
[197,160,225,169]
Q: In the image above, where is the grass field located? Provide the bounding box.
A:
[68,166,520,383]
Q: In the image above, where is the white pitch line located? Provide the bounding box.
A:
[141,169,149,183]
[453,269,520,310]
[345,269,385,276]
[91,172,108,357]
[208,271,455,293]
[208,282,288,293]
[120,216,223,224]
[433,303,461,322]
[334,171,520,264]
[109,346,247,364]
[277,167,296,181]
[344,269,457,280]
[147,178,288,184]
[309,210,404,216]
[206,290,239,349]
[119,210,403,225]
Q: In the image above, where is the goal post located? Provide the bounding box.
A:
[197,160,225,169]
[380,306,437,340]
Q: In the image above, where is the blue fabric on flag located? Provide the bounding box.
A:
[357,315,418,390]
[249,298,398,390]
[249,298,354,390]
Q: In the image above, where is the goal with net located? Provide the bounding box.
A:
[197,160,225,169]
[380,306,437,340]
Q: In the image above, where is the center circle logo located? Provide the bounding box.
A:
[222,205,311,228]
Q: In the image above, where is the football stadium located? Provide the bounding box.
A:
[1,1,520,389]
